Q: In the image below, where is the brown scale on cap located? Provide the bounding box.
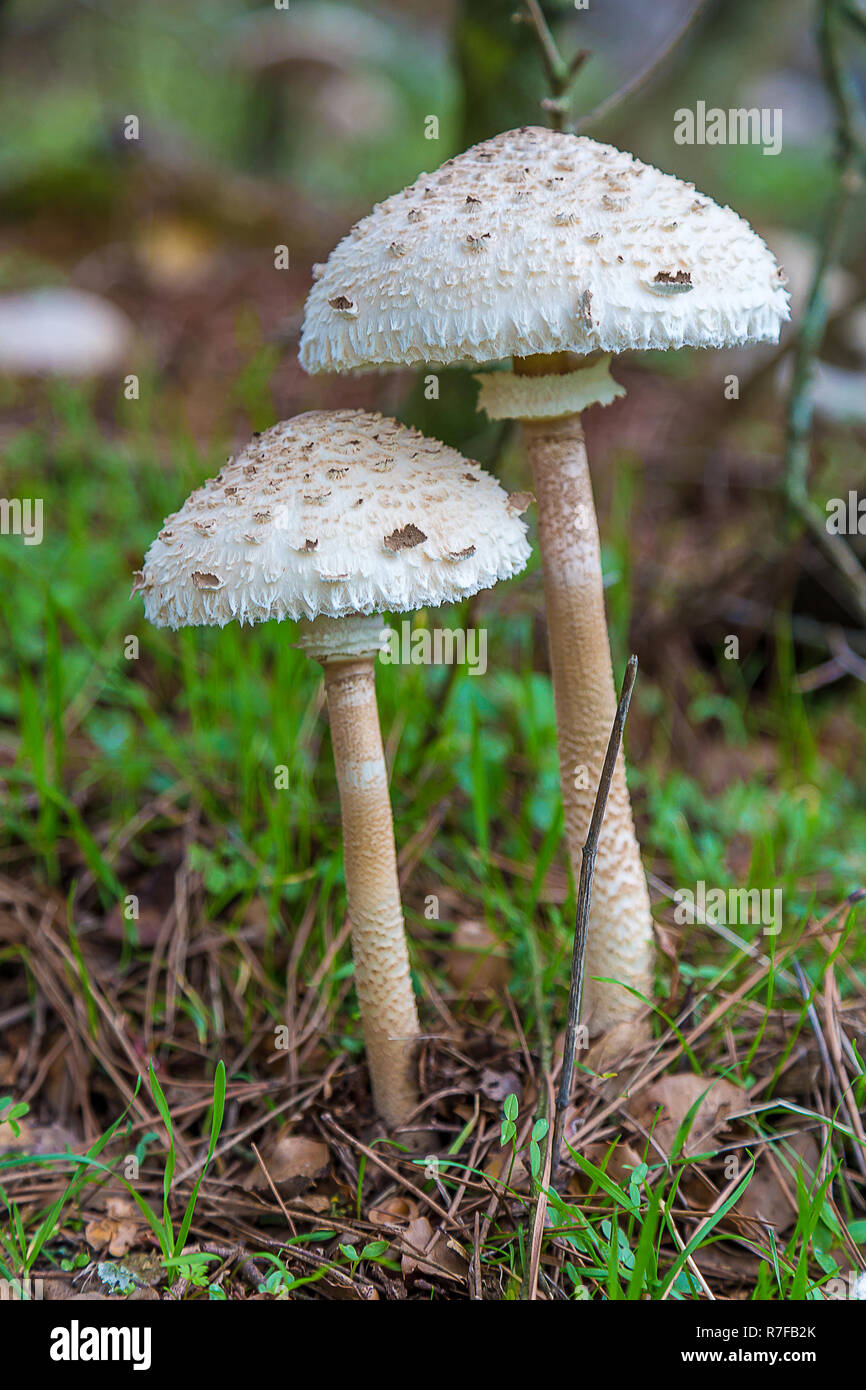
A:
[383,523,427,552]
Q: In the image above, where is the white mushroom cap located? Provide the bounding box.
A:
[0,288,132,376]
[300,126,790,371]
[135,410,531,628]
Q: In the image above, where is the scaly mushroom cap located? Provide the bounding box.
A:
[300,126,790,371]
[135,409,531,627]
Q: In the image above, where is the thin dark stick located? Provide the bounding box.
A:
[521,0,707,133]
[519,0,590,130]
[782,0,866,625]
[551,654,639,1174]
[575,0,710,132]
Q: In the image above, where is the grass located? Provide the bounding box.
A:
[0,372,864,1300]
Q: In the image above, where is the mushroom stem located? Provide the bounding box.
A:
[517,384,653,1033]
[308,623,419,1128]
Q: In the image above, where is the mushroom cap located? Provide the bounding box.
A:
[300,126,790,371]
[135,410,531,627]
[0,288,132,376]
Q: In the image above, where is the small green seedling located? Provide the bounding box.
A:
[0,1099,29,1139]
[162,1251,225,1296]
[529,1118,549,1180]
[338,1241,389,1277]
[500,1093,519,1148]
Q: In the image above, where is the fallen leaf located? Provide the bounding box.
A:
[735,1132,820,1233]
[445,920,509,994]
[85,1215,140,1258]
[298,1193,332,1214]
[690,1241,761,1284]
[0,1117,78,1157]
[105,1193,137,1221]
[567,1140,645,1198]
[401,1216,466,1282]
[368,1195,418,1229]
[484,1147,529,1193]
[629,1074,746,1159]
[243,1132,329,1198]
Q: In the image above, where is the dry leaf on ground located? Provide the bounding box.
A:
[629,1074,746,1159]
[85,1214,140,1258]
[243,1132,329,1198]
[401,1216,467,1282]
[445,920,509,994]
[368,1195,419,1229]
[735,1132,820,1233]
[567,1140,645,1197]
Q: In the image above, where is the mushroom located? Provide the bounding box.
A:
[0,288,132,377]
[299,127,790,1035]
[133,409,530,1127]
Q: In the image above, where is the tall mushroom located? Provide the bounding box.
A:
[133,409,530,1127]
[299,127,790,1034]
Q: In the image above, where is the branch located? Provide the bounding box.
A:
[575,0,711,132]
[520,0,708,134]
[523,0,567,87]
[517,0,590,131]
[551,654,639,1175]
[783,0,866,625]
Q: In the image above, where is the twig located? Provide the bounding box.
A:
[657,1196,714,1300]
[523,0,566,87]
[575,0,711,132]
[318,1113,460,1230]
[251,1142,297,1238]
[520,0,708,134]
[471,1210,482,1300]
[199,1242,266,1292]
[527,1071,556,1299]
[569,899,862,1153]
[517,0,590,130]
[551,655,639,1174]
[791,960,866,1178]
[783,0,866,625]
[795,627,866,690]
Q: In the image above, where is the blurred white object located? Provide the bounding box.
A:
[765,228,856,320]
[776,354,866,423]
[228,3,400,73]
[0,288,131,376]
[806,361,866,423]
[311,71,401,138]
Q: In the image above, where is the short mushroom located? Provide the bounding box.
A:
[133,409,530,1127]
[299,127,790,1035]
